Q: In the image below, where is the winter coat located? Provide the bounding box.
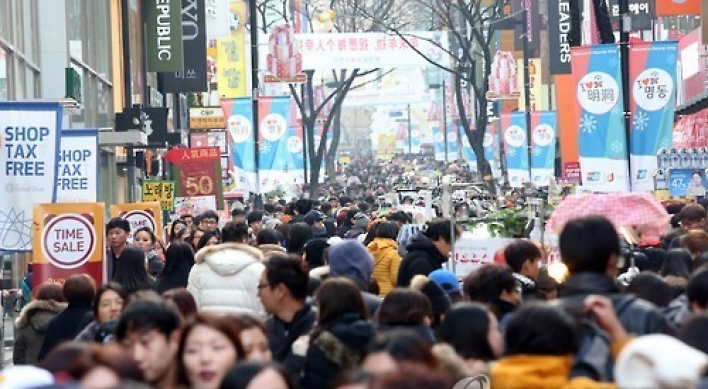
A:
[266,303,317,379]
[187,243,265,315]
[300,314,375,389]
[38,301,93,361]
[559,272,671,335]
[13,300,66,365]
[396,234,448,287]
[490,339,630,389]
[368,238,401,296]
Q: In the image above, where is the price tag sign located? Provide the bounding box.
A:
[142,180,175,211]
[178,160,219,197]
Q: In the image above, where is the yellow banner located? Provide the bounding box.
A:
[216,0,247,98]
[33,203,105,284]
[142,180,175,211]
[377,134,397,160]
[109,202,164,243]
[518,58,545,111]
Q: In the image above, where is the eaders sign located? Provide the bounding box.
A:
[144,0,184,72]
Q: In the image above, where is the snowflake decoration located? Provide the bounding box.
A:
[507,147,517,157]
[659,137,672,149]
[610,140,625,155]
[532,146,543,157]
[633,111,649,131]
[580,114,597,134]
[261,141,272,155]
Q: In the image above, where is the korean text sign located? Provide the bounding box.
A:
[57,130,99,203]
[0,102,62,251]
[164,146,223,203]
[142,180,175,211]
[33,202,105,285]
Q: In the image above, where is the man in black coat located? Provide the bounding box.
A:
[397,218,462,287]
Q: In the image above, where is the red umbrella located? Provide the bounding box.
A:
[547,193,670,237]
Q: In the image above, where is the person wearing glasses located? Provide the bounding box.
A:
[199,210,221,233]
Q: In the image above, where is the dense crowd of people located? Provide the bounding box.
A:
[4,195,708,389]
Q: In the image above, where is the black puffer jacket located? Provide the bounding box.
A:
[396,234,448,287]
[266,303,317,378]
[559,272,671,335]
[300,314,375,389]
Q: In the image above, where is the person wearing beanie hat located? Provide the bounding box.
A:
[343,213,370,240]
[428,269,463,303]
[615,334,708,389]
[328,240,381,317]
[410,275,451,328]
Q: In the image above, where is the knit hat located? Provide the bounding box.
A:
[354,213,370,229]
[428,269,461,294]
[411,275,451,316]
[615,334,708,389]
[328,240,374,291]
[0,366,55,389]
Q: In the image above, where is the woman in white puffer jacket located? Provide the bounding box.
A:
[187,243,265,315]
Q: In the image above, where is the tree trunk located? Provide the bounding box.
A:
[326,107,343,179]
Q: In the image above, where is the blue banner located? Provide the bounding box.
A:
[222,97,257,193]
[572,44,629,192]
[462,125,500,178]
[502,112,530,187]
[433,124,445,161]
[629,41,678,191]
[530,111,557,186]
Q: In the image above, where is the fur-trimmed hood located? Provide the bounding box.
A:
[195,243,263,276]
[664,275,688,289]
[15,299,67,329]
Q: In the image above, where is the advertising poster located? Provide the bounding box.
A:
[33,202,105,284]
[57,129,99,203]
[668,169,708,198]
[572,44,630,192]
[530,112,558,187]
[501,113,530,187]
[109,202,163,244]
[629,41,678,192]
[0,102,62,252]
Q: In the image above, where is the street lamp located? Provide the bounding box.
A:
[429,80,449,163]
[248,0,262,209]
[490,8,533,184]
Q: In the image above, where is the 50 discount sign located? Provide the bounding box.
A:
[164,146,223,201]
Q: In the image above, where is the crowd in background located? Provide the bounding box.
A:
[5,193,708,389]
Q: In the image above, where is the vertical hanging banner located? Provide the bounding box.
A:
[530,112,558,187]
[221,98,256,192]
[258,97,291,193]
[432,124,445,161]
[158,0,208,93]
[0,102,62,252]
[110,203,164,244]
[518,59,544,110]
[57,130,99,203]
[629,41,678,192]
[547,0,573,75]
[216,0,247,98]
[144,0,184,72]
[572,44,629,192]
[33,203,105,285]
[446,125,459,162]
[164,146,224,204]
[501,113,530,187]
[462,125,500,178]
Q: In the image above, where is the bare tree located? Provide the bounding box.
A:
[364,0,510,193]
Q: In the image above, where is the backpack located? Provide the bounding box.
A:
[558,294,636,382]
